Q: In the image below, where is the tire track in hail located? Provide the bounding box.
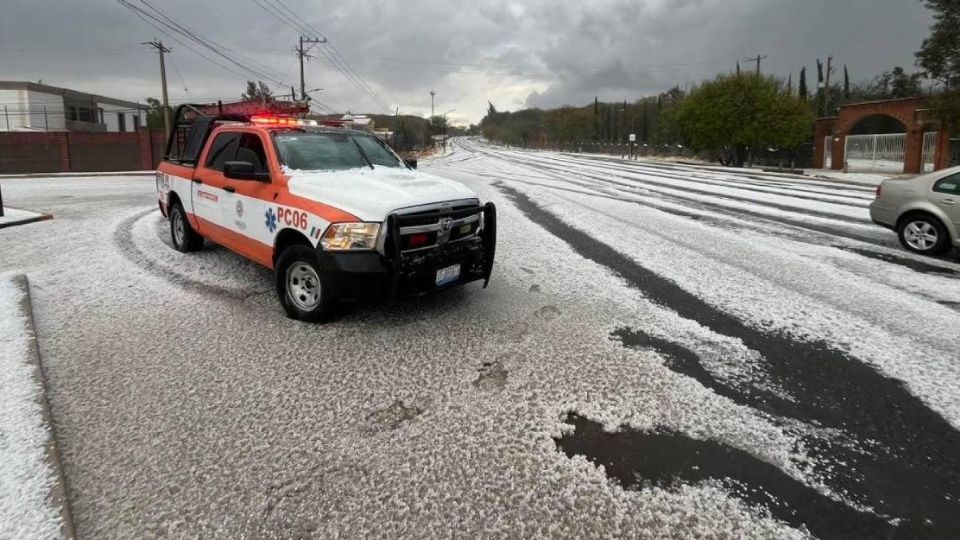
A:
[112,207,271,301]
[529,152,875,206]
[497,182,960,537]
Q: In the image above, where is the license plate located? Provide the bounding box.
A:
[435,264,461,286]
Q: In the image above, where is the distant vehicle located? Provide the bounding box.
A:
[870,166,960,255]
[155,104,496,322]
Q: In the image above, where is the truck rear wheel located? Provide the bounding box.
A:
[275,245,337,322]
[170,201,203,252]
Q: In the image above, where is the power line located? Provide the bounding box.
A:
[136,0,290,85]
[268,0,371,108]
[167,54,190,96]
[123,7,257,83]
[118,0,290,92]
[248,0,392,112]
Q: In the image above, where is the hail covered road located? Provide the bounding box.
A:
[1,140,959,538]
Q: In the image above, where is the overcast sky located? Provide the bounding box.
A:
[0,0,935,125]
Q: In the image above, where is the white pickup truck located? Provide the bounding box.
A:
[156,106,496,322]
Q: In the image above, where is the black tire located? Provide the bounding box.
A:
[897,214,950,256]
[169,201,203,253]
[275,245,337,322]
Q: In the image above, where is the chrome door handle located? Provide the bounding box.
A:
[942,198,956,205]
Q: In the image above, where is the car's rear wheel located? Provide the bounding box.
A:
[898,214,950,255]
[275,245,337,322]
[170,201,203,252]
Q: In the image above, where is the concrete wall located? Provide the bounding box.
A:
[0,88,142,132]
[0,89,21,130]
[26,90,66,131]
[0,89,68,131]
[97,102,144,133]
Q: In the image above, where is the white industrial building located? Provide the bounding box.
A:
[0,81,146,133]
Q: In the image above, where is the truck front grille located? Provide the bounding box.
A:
[386,203,483,256]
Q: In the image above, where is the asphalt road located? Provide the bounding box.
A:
[1,141,959,538]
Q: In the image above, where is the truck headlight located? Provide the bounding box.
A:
[320,222,380,251]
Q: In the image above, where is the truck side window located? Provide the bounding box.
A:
[236,133,268,173]
[205,133,240,171]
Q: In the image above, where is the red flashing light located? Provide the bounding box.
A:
[407,233,429,248]
[250,115,297,126]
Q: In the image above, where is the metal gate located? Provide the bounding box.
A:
[844,133,906,173]
[823,136,832,169]
[922,131,939,173]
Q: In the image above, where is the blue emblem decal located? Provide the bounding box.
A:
[265,207,278,233]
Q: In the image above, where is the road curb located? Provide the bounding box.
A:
[13,275,77,540]
[0,213,54,229]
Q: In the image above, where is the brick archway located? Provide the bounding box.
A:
[814,97,950,174]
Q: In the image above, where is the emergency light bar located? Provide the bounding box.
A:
[250,115,318,126]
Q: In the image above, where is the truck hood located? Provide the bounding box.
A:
[285,166,478,221]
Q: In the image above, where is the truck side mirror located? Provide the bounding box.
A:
[223,161,269,181]
[404,158,418,170]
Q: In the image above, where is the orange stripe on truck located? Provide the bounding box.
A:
[193,215,275,269]
[274,191,360,224]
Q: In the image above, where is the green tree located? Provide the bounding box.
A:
[916,0,960,89]
[876,67,923,98]
[145,97,164,130]
[241,80,273,102]
[799,67,808,100]
[916,0,960,126]
[672,73,813,166]
[844,65,851,100]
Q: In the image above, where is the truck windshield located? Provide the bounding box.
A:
[274,132,404,171]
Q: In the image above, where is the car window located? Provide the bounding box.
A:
[274,132,404,171]
[353,136,403,168]
[236,133,268,173]
[933,173,960,195]
[205,133,240,171]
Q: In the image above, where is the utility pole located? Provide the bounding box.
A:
[430,90,435,118]
[297,36,326,101]
[142,40,171,137]
[747,54,768,76]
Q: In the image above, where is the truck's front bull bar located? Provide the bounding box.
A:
[386,202,497,299]
[481,202,496,287]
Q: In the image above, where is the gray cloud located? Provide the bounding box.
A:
[0,0,933,123]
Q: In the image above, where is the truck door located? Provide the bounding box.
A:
[221,132,277,267]
[193,132,239,241]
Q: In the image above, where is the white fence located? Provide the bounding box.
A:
[922,131,939,173]
[823,136,832,169]
[844,133,906,173]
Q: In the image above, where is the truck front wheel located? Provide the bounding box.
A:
[170,201,203,252]
[275,245,337,322]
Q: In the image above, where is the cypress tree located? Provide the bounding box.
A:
[844,65,851,100]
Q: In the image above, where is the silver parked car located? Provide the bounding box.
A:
[870,166,960,255]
